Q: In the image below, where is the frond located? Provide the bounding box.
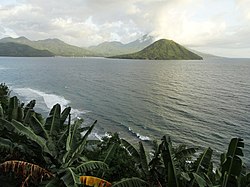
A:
[174,147,197,160]
[161,135,179,187]
[0,137,13,152]
[44,104,61,137]
[121,139,140,162]
[64,120,96,166]
[60,168,80,187]
[191,147,213,187]
[193,147,213,174]
[80,176,112,187]
[0,160,54,183]
[0,118,51,155]
[221,138,244,187]
[76,161,109,174]
[112,177,148,187]
[60,107,71,126]
[29,115,49,140]
[139,142,149,174]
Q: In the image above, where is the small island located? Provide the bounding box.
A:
[109,39,203,60]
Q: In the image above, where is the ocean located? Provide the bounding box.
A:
[0,56,249,166]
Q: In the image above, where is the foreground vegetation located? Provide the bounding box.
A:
[0,83,249,187]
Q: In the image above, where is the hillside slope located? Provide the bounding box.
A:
[0,42,54,57]
[0,37,93,57]
[88,35,154,56]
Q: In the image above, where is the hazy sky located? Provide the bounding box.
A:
[0,0,250,57]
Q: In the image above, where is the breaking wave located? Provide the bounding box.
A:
[12,87,89,119]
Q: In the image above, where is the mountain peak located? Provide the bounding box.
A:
[17,36,29,40]
[138,34,154,43]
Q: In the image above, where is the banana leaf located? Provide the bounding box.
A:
[76,161,109,174]
[161,135,179,187]
[66,118,83,152]
[64,120,96,166]
[139,141,149,176]
[60,168,80,187]
[79,176,112,187]
[30,115,49,140]
[0,137,13,152]
[121,139,140,162]
[112,177,148,187]
[44,104,61,137]
[221,138,244,187]
[0,118,51,155]
[0,104,3,118]
[7,96,18,121]
[60,107,71,126]
[191,147,213,187]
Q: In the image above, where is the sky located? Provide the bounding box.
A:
[0,0,250,57]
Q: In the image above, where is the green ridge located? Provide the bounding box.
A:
[0,42,54,57]
[0,37,93,57]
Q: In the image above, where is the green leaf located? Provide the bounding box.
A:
[174,147,197,160]
[65,120,96,166]
[194,147,213,174]
[57,128,68,149]
[161,135,179,187]
[30,115,49,140]
[0,118,51,155]
[222,138,244,187]
[0,104,3,118]
[40,177,61,187]
[139,142,149,175]
[7,96,18,121]
[60,107,71,125]
[102,143,118,165]
[121,139,140,162]
[193,173,207,187]
[181,172,191,181]
[112,177,148,187]
[44,104,61,137]
[0,137,13,152]
[97,143,118,177]
[17,106,24,122]
[191,147,213,187]
[61,168,80,187]
[23,108,34,125]
[76,161,109,174]
[66,119,83,152]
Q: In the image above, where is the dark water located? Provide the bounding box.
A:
[0,57,250,166]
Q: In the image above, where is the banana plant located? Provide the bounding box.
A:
[221,138,244,187]
[161,135,179,187]
[121,139,160,186]
[0,95,110,186]
[190,147,213,187]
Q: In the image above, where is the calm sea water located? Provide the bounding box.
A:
[0,57,250,166]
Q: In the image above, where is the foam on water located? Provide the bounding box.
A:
[12,87,89,119]
[128,127,151,141]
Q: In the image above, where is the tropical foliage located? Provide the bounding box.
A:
[0,83,249,187]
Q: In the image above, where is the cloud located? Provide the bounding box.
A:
[0,0,250,57]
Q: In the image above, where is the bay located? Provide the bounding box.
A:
[0,56,249,166]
